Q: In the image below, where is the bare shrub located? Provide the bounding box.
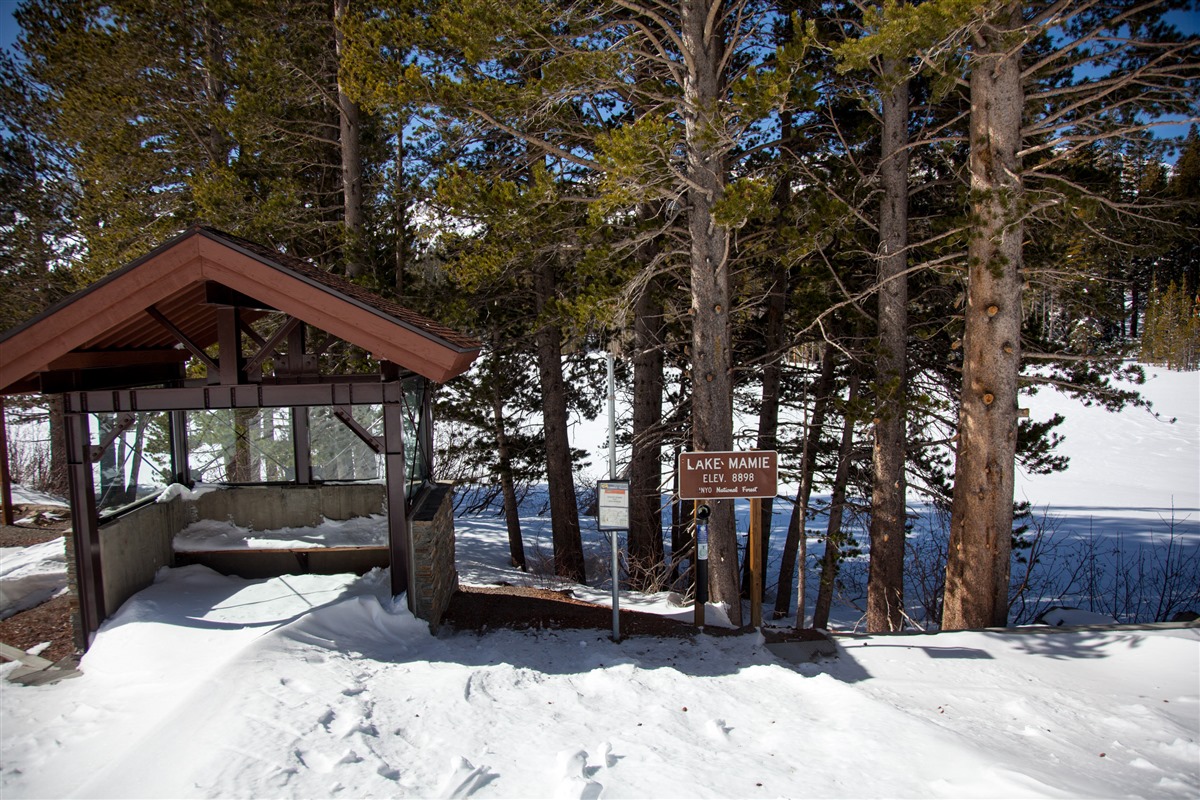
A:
[906,506,951,627]
[6,423,54,496]
[897,503,1199,628]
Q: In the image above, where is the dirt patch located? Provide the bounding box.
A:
[1,506,77,664]
[442,584,829,645]
[0,594,77,663]
[1,504,71,548]
[443,585,701,638]
[0,526,63,548]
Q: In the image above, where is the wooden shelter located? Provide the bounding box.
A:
[0,227,481,643]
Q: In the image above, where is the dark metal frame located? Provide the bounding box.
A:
[62,311,435,644]
[1,229,480,648]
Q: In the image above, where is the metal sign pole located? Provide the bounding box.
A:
[598,480,628,642]
[606,352,620,642]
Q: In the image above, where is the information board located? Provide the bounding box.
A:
[677,450,778,500]
[597,480,630,530]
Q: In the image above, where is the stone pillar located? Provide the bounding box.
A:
[409,482,458,632]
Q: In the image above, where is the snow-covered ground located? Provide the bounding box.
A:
[0,487,69,620]
[3,565,1198,799]
[0,538,68,620]
[1013,366,1198,535]
[173,514,389,552]
[0,367,1197,798]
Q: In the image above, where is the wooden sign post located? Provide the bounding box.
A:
[749,497,762,628]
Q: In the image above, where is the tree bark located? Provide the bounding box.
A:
[47,394,69,499]
[97,414,125,508]
[395,121,409,297]
[1129,281,1139,339]
[742,257,787,597]
[489,350,526,571]
[200,7,229,166]
[867,58,910,633]
[232,408,255,482]
[628,276,666,587]
[334,0,366,278]
[813,372,860,630]
[773,342,838,622]
[681,0,739,626]
[943,5,1024,630]
[533,258,587,583]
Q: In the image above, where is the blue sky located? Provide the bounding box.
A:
[1,1,17,52]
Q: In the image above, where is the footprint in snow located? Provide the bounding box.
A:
[554,749,603,800]
[293,747,362,774]
[705,719,732,740]
[436,756,495,799]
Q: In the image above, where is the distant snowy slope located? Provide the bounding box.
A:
[1016,367,1199,517]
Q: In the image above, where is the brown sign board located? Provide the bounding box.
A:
[678,450,778,500]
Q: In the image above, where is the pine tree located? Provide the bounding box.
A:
[840,0,1197,629]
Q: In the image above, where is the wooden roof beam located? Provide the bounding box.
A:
[146,306,218,374]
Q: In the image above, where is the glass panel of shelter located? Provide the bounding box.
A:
[88,374,431,517]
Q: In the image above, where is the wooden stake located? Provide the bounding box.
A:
[749,497,761,629]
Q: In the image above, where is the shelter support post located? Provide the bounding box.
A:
[169,409,190,486]
[0,398,12,526]
[65,411,105,644]
[292,407,312,484]
[420,379,434,480]
[382,387,413,606]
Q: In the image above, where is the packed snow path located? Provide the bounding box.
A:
[2,567,1197,798]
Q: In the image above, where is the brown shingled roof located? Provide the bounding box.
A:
[0,226,481,393]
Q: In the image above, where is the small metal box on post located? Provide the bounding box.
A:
[694,503,711,627]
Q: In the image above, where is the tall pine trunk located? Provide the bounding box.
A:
[628,276,666,587]
[488,349,526,571]
[533,258,586,583]
[943,6,1024,630]
[773,342,837,622]
[395,122,409,297]
[48,395,68,499]
[681,0,739,625]
[867,58,910,633]
[334,0,366,278]
[813,372,860,630]
[742,257,787,596]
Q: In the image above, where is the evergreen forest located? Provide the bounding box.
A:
[1,0,1197,632]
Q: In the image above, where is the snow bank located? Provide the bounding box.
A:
[155,482,224,504]
[172,514,388,551]
[0,537,67,620]
[7,485,67,508]
[1015,366,1200,523]
[2,565,1196,798]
